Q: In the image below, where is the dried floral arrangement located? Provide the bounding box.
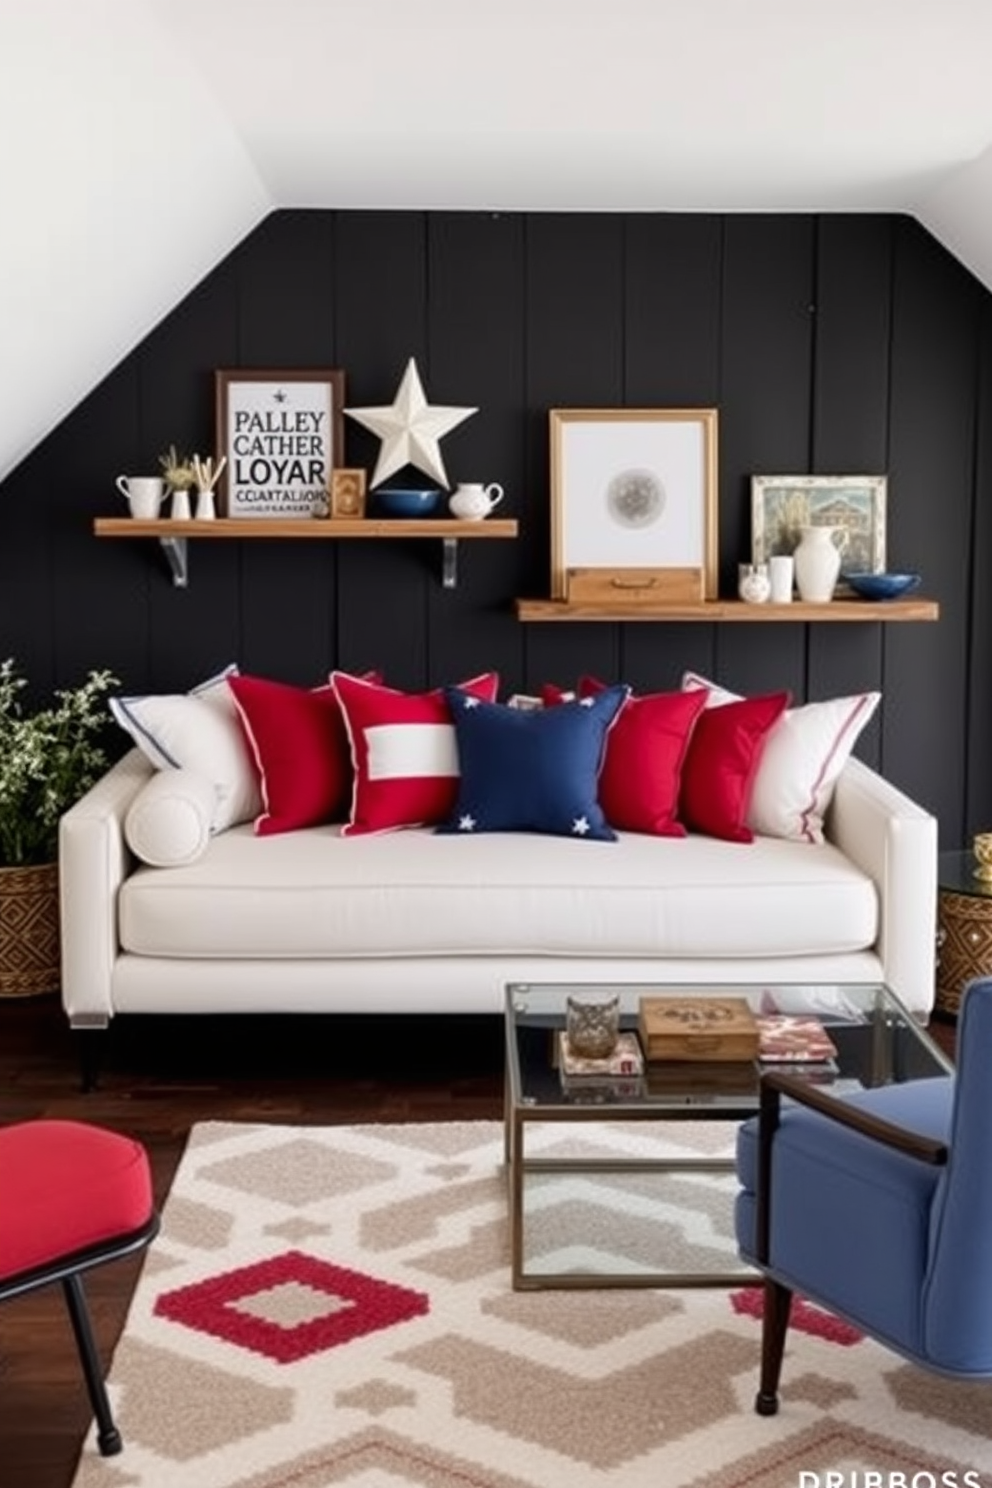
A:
[192,454,227,494]
[158,444,197,493]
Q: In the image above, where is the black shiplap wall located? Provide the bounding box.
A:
[1,209,989,846]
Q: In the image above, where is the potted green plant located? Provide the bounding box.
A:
[0,659,118,995]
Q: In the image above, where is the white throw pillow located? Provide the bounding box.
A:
[681,671,880,844]
[124,768,216,867]
[110,665,262,832]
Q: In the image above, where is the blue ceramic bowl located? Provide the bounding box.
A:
[375,487,441,517]
[844,572,922,601]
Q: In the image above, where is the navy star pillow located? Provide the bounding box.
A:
[437,684,629,841]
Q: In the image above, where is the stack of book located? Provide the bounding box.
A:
[557,1030,646,1100]
[755,1014,839,1081]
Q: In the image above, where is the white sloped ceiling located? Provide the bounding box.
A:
[3,0,992,481]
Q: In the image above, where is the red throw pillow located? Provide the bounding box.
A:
[228,672,380,836]
[331,671,500,836]
[543,678,708,836]
[679,691,791,843]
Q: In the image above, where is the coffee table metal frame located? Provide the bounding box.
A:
[504,981,952,1291]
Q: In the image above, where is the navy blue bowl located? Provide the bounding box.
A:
[844,572,921,601]
[375,487,441,517]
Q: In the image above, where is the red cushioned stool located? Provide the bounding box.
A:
[0,1119,159,1456]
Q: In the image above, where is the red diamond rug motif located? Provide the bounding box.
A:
[154,1248,430,1363]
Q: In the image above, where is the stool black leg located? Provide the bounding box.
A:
[755,1277,793,1416]
[62,1274,123,1456]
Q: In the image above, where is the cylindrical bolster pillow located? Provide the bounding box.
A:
[124,768,217,867]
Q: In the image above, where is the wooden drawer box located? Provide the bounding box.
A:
[638,996,759,1062]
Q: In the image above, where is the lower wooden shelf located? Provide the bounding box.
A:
[515,596,940,622]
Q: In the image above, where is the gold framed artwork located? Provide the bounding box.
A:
[328,468,367,519]
[215,368,346,518]
[751,475,887,576]
[549,408,719,602]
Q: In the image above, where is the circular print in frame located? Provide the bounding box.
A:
[606,467,666,528]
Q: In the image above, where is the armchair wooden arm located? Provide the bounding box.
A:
[756,1070,949,1265]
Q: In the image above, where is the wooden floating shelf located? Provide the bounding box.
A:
[94,518,518,539]
[94,516,518,590]
[515,596,940,623]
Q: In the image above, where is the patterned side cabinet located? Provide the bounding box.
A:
[936,850,992,1017]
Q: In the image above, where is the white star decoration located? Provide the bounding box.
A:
[344,357,477,488]
[578,697,595,708]
[458,815,477,832]
[572,817,590,835]
[462,696,480,709]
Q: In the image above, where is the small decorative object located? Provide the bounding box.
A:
[328,468,367,519]
[115,475,166,520]
[638,995,759,1062]
[844,572,922,602]
[375,487,441,517]
[215,369,345,518]
[448,482,505,521]
[158,444,196,520]
[344,357,477,489]
[751,474,887,576]
[0,659,118,995]
[973,833,992,883]
[768,553,794,603]
[738,562,771,604]
[793,524,849,603]
[565,991,621,1060]
[549,408,718,602]
[192,454,227,520]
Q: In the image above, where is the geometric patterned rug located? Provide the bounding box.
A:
[70,1121,992,1487]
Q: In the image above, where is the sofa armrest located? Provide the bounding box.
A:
[827,757,937,1018]
[59,749,153,1026]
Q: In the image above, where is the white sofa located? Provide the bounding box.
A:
[59,748,938,1032]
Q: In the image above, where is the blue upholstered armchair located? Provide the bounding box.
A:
[735,977,992,1416]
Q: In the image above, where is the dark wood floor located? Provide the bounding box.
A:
[0,994,957,1488]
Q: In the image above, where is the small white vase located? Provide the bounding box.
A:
[738,563,771,604]
[793,525,848,603]
[194,489,216,521]
[170,488,191,521]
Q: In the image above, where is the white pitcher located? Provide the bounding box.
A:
[116,475,165,520]
[793,524,848,603]
[448,482,504,520]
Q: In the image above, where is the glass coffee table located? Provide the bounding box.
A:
[504,982,952,1291]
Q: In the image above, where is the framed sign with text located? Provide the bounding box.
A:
[215,369,346,517]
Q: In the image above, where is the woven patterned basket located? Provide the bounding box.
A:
[0,861,60,997]
[936,887,992,1017]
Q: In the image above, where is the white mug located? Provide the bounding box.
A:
[448,482,505,521]
[768,554,795,603]
[116,475,165,520]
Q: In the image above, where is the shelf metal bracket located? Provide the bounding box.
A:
[159,536,188,588]
[441,537,458,589]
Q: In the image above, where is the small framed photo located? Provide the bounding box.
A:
[329,468,367,519]
[215,369,346,518]
[549,408,719,601]
[751,475,887,575]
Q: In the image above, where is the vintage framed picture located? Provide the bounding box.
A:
[329,468,367,519]
[751,475,887,575]
[215,369,346,518]
[549,408,719,601]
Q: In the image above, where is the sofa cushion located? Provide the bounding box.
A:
[124,768,216,867]
[118,827,878,961]
[541,680,708,837]
[437,684,628,841]
[683,672,881,844]
[679,691,791,843]
[228,673,372,835]
[331,671,499,836]
[109,665,261,832]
